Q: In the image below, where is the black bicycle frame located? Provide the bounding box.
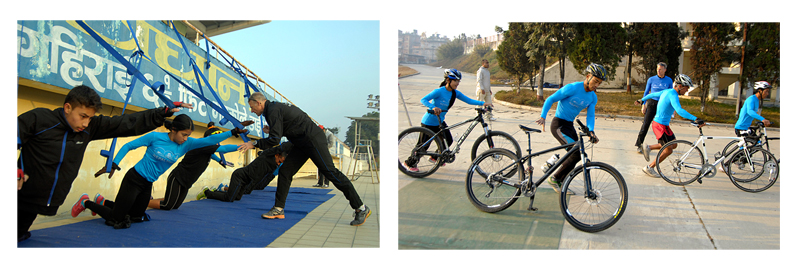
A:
[415,109,490,158]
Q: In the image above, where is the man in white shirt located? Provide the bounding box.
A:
[475,59,495,120]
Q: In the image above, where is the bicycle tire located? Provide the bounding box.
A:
[398,127,443,178]
[726,147,779,192]
[559,162,628,233]
[471,131,522,163]
[465,148,522,213]
[655,140,704,186]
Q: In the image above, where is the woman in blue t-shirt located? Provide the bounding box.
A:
[405,69,492,172]
[70,114,251,228]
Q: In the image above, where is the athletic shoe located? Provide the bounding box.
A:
[642,165,659,178]
[350,205,371,226]
[262,207,285,219]
[636,144,643,154]
[312,184,323,187]
[642,145,651,162]
[547,176,574,195]
[323,184,329,188]
[91,193,105,216]
[196,186,210,200]
[71,193,90,218]
[404,162,419,172]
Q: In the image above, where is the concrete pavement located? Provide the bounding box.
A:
[398,64,780,249]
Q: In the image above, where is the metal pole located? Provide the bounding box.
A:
[398,79,413,127]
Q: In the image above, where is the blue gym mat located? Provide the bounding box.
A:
[18,187,334,247]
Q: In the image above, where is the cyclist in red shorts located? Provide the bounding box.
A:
[635,74,705,177]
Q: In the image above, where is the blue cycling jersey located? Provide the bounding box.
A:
[735,94,766,130]
[540,81,597,131]
[420,86,484,126]
[114,131,233,182]
[211,144,239,162]
[641,88,697,126]
[644,75,673,100]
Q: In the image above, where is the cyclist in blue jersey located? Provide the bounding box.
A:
[405,68,493,172]
[635,62,673,153]
[635,74,705,177]
[535,63,604,193]
[70,114,250,229]
[734,81,772,138]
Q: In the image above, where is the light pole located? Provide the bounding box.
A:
[367,94,380,111]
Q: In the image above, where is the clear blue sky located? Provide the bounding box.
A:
[211,20,379,139]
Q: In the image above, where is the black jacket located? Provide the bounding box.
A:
[17,106,172,215]
[254,101,319,150]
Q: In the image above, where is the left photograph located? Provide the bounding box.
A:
[17,20,379,247]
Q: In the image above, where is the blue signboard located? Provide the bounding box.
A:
[17,20,273,136]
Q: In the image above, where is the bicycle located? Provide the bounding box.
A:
[465,120,628,233]
[720,122,779,164]
[398,107,521,178]
[654,122,779,192]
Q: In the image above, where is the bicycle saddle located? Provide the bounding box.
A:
[519,125,541,133]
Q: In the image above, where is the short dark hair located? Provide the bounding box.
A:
[164,114,194,131]
[64,85,103,111]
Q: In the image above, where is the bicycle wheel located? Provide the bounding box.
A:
[471,131,522,162]
[465,148,522,213]
[560,162,628,233]
[398,127,443,178]
[726,147,779,192]
[655,140,704,186]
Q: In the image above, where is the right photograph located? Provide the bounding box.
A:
[397,22,780,249]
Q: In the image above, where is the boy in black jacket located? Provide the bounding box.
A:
[237,92,371,226]
[17,85,190,242]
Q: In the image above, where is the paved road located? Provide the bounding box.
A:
[397,64,780,250]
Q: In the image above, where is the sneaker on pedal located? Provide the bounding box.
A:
[91,193,105,216]
[262,207,285,219]
[642,165,659,178]
[404,162,419,172]
[71,193,90,218]
[350,205,371,226]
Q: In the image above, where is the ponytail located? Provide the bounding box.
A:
[439,78,448,88]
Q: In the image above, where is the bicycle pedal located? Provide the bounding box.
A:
[697,178,703,184]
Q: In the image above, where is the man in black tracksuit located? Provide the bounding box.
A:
[238,92,371,226]
[17,85,187,242]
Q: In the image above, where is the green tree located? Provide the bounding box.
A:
[736,22,780,114]
[344,111,379,158]
[495,23,534,95]
[690,22,737,113]
[629,23,687,85]
[568,23,627,82]
[437,39,464,61]
[740,22,780,86]
[473,44,493,57]
[526,23,575,100]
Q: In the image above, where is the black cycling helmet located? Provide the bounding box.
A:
[444,69,462,80]
[585,63,608,81]
[674,74,693,87]
[754,81,772,91]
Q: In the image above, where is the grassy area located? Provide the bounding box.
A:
[399,65,418,77]
[497,89,780,128]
